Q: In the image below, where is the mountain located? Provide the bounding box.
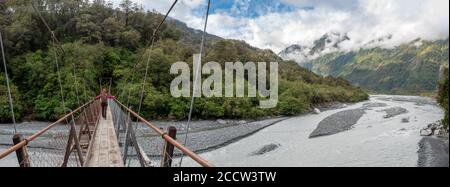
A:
[168,18,222,48]
[0,0,368,122]
[304,39,449,94]
[279,32,350,63]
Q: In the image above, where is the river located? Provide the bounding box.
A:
[0,95,446,167]
[0,147,17,167]
[181,95,446,167]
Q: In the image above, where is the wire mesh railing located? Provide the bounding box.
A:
[0,98,211,167]
[0,100,101,167]
[110,99,213,167]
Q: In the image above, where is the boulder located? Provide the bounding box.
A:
[402,117,410,123]
[217,119,227,125]
[238,120,247,125]
[313,108,321,114]
[250,144,281,156]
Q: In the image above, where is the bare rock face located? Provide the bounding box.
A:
[250,144,281,156]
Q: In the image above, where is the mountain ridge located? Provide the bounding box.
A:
[0,0,368,122]
[304,39,449,94]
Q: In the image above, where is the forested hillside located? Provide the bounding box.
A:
[305,39,449,95]
[0,0,368,122]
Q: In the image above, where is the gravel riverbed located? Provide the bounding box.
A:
[418,135,449,167]
[1,95,448,167]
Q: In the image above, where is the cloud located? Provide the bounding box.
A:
[110,0,449,53]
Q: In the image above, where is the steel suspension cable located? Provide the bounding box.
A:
[51,38,67,113]
[0,31,17,134]
[115,0,179,102]
[131,0,179,138]
[135,0,179,117]
[32,2,68,111]
[31,3,64,54]
[32,1,87,112]
[179,0,211,167]
[115,0,179,165]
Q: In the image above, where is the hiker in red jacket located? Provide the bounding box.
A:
[96,89,115,119]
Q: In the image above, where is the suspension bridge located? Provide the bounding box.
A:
[0,0,214,167]
[0,92,212,167]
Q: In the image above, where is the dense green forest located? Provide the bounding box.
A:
[306,39,449,95]
[438,67,449,130]
[0,0,368,122]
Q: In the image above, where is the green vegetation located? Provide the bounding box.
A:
[0,0,368,122]
[307,39,449,95]
[0,74,25,122]
[437,66,449,130]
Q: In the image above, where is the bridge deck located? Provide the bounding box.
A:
[85,105,124,167]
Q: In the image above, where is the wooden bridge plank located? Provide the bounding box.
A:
[86,105,124,167]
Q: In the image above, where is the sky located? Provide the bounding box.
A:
[110,0,449,53]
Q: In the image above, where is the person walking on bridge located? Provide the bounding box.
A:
[96,89,114,119]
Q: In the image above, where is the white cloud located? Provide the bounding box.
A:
[110,0,449,53]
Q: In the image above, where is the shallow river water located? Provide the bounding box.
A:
[181,95,444,167]
[0,95,445,167]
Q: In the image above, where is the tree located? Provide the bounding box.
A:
[119,0,133,27]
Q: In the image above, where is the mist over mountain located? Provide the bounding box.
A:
[0,0,368,122]
[303,39,449,94]
[279,32,350,63]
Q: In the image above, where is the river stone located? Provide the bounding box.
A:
[380,107,409,119]
[309,109,366,138]
[217,119,227,125]
[250,144,281,156]
[402,117,410,123]
[313,108,321,114]
[238,120,247,125]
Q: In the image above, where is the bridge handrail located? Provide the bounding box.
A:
[0,99,97,160]
[112,98,214,167]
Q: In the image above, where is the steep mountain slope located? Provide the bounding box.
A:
[279,32,350,63]
[0,0,368,121]
[168,18,222,48]
[305,39,449,94]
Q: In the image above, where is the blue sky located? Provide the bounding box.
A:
[204,0,298,18]
[112,0,449,53]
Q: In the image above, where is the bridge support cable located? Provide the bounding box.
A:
[32,1,91,121]
[0,31,17,133]
[179,0,211,167]
[115,0,178,111]
[112,99,213,167]
[51,39,67,114]
[32,1,68,114]
[118,0,178,164]
[31,1,97,166]
[138,0,179,113]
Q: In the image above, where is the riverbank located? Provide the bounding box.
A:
[418,135,449,167]
[1,95,447,167]
[180,95,445,167]
[0,101,349,153]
